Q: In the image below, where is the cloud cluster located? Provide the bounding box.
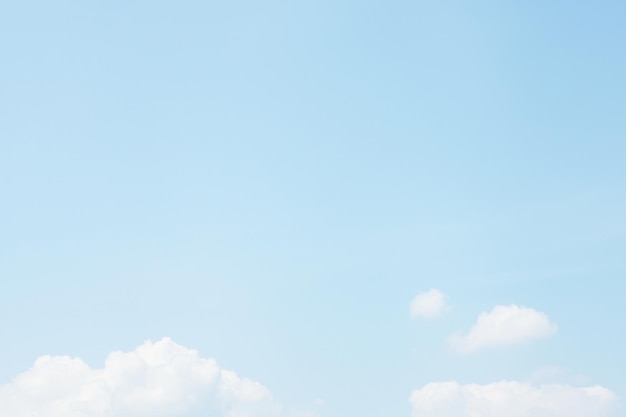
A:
[0,338,290,417]
[405,295,620,415]
[448,304,558,354]
[410,289,447,320]
[409,380,619,417]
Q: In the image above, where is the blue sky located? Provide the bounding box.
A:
[1,1,625,416]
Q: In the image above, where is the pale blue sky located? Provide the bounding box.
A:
[1,1,625,416]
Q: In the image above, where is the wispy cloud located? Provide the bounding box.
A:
[410,289,448,320]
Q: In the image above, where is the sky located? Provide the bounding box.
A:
[1,1,625,416]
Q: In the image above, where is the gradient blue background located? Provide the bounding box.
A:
[1,1,625,416]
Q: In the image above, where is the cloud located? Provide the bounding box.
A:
[410,289,447,320]
[0,338,308,417]
[530,366,588,385]
[448,304,557,354]
[409,380,619,417]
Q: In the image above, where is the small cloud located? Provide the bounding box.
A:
[409,380,619,417]
[530,366,588,385]
[313,398,325,406]
[410,289,448,320]
[448,304,557,354]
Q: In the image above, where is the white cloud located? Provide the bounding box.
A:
[0,338,310,417]
[410,289,447,320]
[448,304,557,354]
[409,380,619,417]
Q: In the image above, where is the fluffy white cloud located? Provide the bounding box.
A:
[448,304,557,354]
[409,380,619,417]
[410,289,447,319]
[0,338,305,417]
